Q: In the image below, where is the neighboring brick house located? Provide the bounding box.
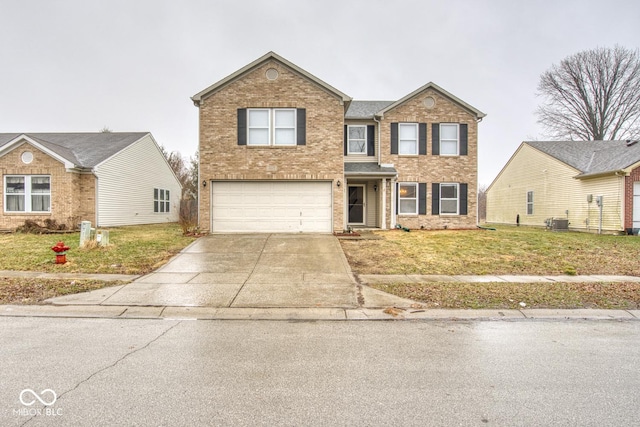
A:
[0,132,181,230]
[192,52,485,233]
[486,140,640,234]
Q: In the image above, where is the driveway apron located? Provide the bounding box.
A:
[99,234,358,308]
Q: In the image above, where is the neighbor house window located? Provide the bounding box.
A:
[347,125,366,154]
[154,188,170,213]
[398,183,418,215]
[527,191,534,215]
[440,183,459,214]
[440,124,459,155]
[247,108,296,146]
[4,175,51,213]
[399,123,418,155]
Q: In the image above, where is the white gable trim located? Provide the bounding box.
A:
[0,134,76,169]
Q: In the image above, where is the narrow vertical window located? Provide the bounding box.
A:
[527,191,534,215]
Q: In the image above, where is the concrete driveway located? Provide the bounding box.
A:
[69,234,359,308]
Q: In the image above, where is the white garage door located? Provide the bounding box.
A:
[211,181,333,232]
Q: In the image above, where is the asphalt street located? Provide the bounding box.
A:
[1,318,639,426]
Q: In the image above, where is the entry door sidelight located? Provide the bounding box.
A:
[348,185,365,224]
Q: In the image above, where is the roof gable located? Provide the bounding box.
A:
[191,51,352,106]
[526,140,640,177]
[0,133,149,169]
[376,82,486,119]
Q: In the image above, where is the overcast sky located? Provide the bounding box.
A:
[1,0,638,185]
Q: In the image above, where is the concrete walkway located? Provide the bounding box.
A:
[1,233,639,321]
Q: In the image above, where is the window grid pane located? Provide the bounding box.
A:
[248,109,271,145]
[5,176,50,213]
[440,184,459,215]
[399,124,418,155]
[348,126,366,154]
[399,183,418,214]
[440,124,459,155]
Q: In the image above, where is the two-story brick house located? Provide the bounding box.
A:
[192,52,485,233]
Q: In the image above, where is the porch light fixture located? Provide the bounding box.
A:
[336,180,341,187]
[374,184,378,192]
[202,180,207,187]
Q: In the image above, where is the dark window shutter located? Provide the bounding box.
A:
[432,183,440,215]
[296,108,306,145]
[459,183,468,215]
[418,183,427,215]
[390,123,398,154]
[237,108,247,146]
[395,182,399,215]
[432,123,440,155]
[419,123,427,155]
[367,125,375,156]
[460,124,468,155]
[344,125,348,155]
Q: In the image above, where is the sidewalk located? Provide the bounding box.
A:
[0,271,638,321]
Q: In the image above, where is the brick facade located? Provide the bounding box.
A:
[0,142,95,229]
[197,59,346,232]
[624,165,640,232]
[379,88,479,229]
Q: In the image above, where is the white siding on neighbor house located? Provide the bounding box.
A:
[94,134,181,227]
[487,144,625,232]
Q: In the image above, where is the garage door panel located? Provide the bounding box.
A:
[212,182,332,233]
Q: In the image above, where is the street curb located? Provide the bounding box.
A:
[1,305,638,321]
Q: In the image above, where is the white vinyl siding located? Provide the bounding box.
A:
[211,181,332,232]
[487,144,625,232]
[94,134,181,227]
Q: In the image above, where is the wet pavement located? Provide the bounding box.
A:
[47,234,359,308]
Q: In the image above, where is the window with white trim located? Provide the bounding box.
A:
[440,124,459,155]
[4,175,50,213]
[399,183,418,215]
[154,188,170,213]
[527,191,534,215]
[347,125,366,154]
[399,123,418,155]
[248,108,296,146]
[440,183,459,214]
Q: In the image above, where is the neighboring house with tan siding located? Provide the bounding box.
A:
[0,132,181,230]
[192,51,485,233]
[486,140,640,234]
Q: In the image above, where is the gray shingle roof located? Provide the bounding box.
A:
[344,162,397,176]
[527,140,640,177]
[345,101,394,119]
[0,132,149,168]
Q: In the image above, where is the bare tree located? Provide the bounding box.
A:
[536,45,640,141]
[160,146,198,200]
[477,184,487,222]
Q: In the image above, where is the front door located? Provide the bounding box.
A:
[348,185,365,224]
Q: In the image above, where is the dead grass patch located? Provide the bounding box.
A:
[0,278,125,305]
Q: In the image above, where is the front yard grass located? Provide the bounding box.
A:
[0,223,197,305]
[0,223,197,275]
[342,225,640,309]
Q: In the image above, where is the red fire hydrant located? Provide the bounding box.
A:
[51,241,70,264]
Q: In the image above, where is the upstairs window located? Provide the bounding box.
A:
[440,124,459,155]
[399,123,418,155]
[347,125,367,154]
[5,175,50,213]
[247,108,297,146]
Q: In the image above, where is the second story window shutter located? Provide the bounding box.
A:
[237,108,247,146]
[367,125,375,156]
[432,183,440,215]
[344,125,348,155]
[418,183,427,214]
[419,123,427,155]
[460,183,468,215]
[296,108,306,145]
[390,123,398,154]
[460,124,468,155]
[432,123,440,155]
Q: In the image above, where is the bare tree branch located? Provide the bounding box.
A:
[536,45,640,141]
